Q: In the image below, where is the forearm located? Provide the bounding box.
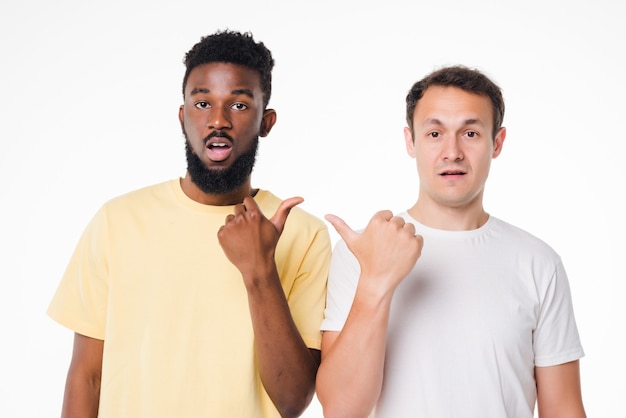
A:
[316,287,394,418]
[246,268,319,418]
[61,370,100,418]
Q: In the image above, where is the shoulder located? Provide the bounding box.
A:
[102,180,174,209]
[87,181,177,227]
[489,216,560,260]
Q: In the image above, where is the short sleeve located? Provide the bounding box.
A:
[320,239,361,332]
[533,260,585,367]
[283,219,332,350]
[47,206,110,340]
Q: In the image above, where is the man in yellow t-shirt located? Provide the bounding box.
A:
[48,29,331,418]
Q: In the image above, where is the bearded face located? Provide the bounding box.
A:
[184,134,259,195]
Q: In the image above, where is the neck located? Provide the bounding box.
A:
[407,200,489,231]
[180,174,257,206]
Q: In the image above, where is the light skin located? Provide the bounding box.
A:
[61,62,320,418]
[316,85,585,418]
[405,85,505,231]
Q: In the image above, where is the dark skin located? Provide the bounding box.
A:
[218,195,321,417]
[61,62,320,418]
[61,334,102,418]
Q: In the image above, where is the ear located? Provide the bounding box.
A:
[492,127,506,159]
[260,109,277,137]
[404,126,416,158]
[178,105,184,126]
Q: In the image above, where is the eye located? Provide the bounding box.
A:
[428,132,440,138]
[465,131,478,138]
[194,101,210,109]
[231,103,248,111]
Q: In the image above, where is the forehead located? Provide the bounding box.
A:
[414,86,493,125]
[184,62,262,97]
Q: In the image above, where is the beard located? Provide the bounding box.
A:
[185,135,259,195]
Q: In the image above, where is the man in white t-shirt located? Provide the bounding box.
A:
[316,65,586,418]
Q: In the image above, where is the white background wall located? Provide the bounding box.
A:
[1,1,624,416]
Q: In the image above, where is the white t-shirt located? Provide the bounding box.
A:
[321,213,584,418]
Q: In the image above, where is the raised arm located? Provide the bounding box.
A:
[536,360,586,418]
[316,211,423,418]
[217,196,320,418]
[61,333,103,418]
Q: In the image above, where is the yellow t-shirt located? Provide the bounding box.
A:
[48,179,331,418]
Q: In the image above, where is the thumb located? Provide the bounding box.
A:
[324,214,359,244]
[270,196,304,233]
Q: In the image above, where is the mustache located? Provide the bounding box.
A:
[204,130,234,144]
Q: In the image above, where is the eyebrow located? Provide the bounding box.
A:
[189,87,255,98]
[423,118,485,127]
[463,118,484,126]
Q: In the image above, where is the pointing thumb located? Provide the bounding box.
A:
[270,196,304,234]
[325,214,359,244]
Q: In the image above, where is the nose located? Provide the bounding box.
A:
[208,107,232,130]
[442,136,463,162]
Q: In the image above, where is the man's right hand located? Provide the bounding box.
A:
[325,211,423,298]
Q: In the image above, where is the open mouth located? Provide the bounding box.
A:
[206,139,233,162]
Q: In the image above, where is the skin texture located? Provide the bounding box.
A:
[61,334,102,418]
[217,195,321,417]
[179,62,275,205]
[405,86,504,230]
[61,62,320,418]
[317,212,423,417]
[536,360,586,418]
[316,85,586,418]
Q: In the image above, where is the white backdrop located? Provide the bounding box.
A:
[1,1,624,416]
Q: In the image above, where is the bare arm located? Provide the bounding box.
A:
[61,333,103,418]
[244,267,321,417]
[536,360,586,418]
[217,196,320,418]
[315,212,423,418]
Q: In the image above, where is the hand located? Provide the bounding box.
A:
[325,211,423,297]
[217,196,303,283]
